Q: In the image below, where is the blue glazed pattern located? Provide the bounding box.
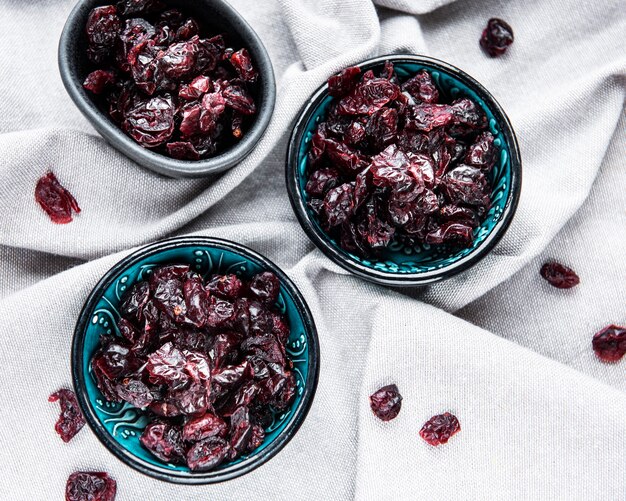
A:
[296,62,512,274]
[81,245,310,473]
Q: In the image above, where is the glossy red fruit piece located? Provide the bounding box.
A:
[223,85,257,115]
[480,18,514,57]
[182,413,228,442]
[338,77,400,115]
[206,274,243,299]
[369,384,402,421]
[116,0,165,16]
[425,222,474,246]
[419,412,460,446]
[248,272,280,305]
[401,69,439,104]
[540,262,580,289]
[328,66,361,97]
[166,141,201,160]
[83,70,116,94]
[122,95,175,147]
[65,471,116,501]
[35,171,81,224]
[323,183,355,227]
[465,131,497,171]
[49,389,86,442]
[305,168,340,197]
[187,437,230,471]
[592,325,626,362]
[229,48,258,82]
[85,6,121,63]
[140,421,186,463]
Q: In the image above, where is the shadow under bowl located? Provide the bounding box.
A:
[286,54,522,287]
[72,236,319,484]
[59,0,276,178]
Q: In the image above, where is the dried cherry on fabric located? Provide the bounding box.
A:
[305,62,496,257]
[82,3,259,159]
[592,325,626,363]
[540,262,580,289]
[419,412,460,446]
[35,171,81,224]
[49,389,86,442]
[369,384,402,421]
[65,471,117,501]
[480,18,514,57]
[89,265,296,471]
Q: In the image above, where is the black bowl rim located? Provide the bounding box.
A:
[286,54,522,287]
[72,236,320,484]
[58,0,276,178]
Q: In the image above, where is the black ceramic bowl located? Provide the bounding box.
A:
[286,54,522,286]
[72,236,319,483]
[59,0,276,178]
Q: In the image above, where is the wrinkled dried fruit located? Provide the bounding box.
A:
[83,3,258,158]
[83,70,116,94]
[419,412,460,446]
[540,262,580,289]
[480,18,514,57]
[186,437,229,471]
[49,389,86,442]
[305,62,495,256]
[592,325,626,363]
[90,264,294,471]
[35,171,81,224]
[369,384,402,421]
[65,471,116,501]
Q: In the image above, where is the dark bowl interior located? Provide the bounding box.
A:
[72,236,319,484]
[286,55,522,286]
[59,0,276,177]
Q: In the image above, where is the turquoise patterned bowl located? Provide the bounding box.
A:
[286,55,522,286]
[72,236,319,484]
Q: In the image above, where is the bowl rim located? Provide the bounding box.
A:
[285,54,522,287]
[58,0,276,178]
[71,236,320,484]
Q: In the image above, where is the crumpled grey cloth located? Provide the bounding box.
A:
[0,0,624,499]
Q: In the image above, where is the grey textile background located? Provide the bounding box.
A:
[0,0,624,499]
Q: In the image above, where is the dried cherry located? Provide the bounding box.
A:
[592,325,626,363]
[480,18,514,57]
[419,412,460,446]
[540,262,580,289]
[49,389,86,442]
[369,384,402,421]
[65,471,116,501]
[35,171,81,224]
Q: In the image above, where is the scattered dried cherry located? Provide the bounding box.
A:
[540,262,580,289]
[90,265,295,471]
[419,412,460,446]
[49,389,86,442]
[35,171,81,224]
[592,325,626,363]
[65,471,116,501]
[480,18,514,57]
[82,3,258,159]
[306,62,494,256]
[369,384,402,421]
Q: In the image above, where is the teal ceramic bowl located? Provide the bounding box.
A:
[286,55,522,286]
[72,237,319,484]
